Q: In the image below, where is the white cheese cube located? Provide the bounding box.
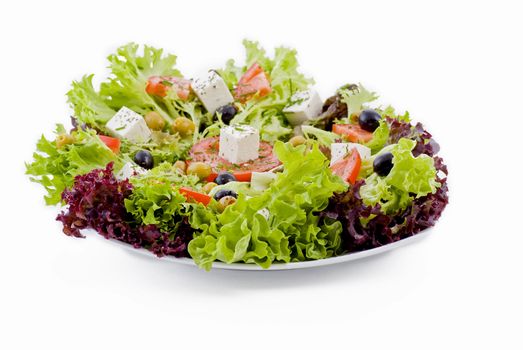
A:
[283,89,323,126]
[330,143,371,165]
[106,107,151,143]
[219,125,260,164]
[191,71,234,115]
[116,162,147,181]
[251,172,278,192]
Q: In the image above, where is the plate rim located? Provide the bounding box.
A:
[97,228,432,271]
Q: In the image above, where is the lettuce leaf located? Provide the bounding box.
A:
[218,40,313,142]
[67,75,116,128]
[360,138,439,214]
[338,84,378,118]
[301,125,339,146]
[188,141,347,270]
[124,163,201,233]
[25,125,122,205]
[364,119,390,153]
[99,43,182,123]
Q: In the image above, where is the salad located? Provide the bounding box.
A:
[26,41,448,270]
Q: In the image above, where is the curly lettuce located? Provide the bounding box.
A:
[25,125,122,205]
[360,138,439,214]
[67,75,116,128]
[188,141,347,270]
[100,43,182,122]
[124,163,201,233]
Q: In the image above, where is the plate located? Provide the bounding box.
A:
[100,228,432,271]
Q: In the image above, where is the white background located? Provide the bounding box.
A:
[1,0,521,349]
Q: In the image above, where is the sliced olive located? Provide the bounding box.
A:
[55,134,75,149]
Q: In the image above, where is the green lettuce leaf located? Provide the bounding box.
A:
[301,125,339,146]
[124,163,201,232]
[99,43,182,123]
[338,84,378,118]
[67,75,116,128]
[188,141,347,270]
[364,119,390,153]
[360,138,439,214]
[25,125,122,205]
[378,105,411,122]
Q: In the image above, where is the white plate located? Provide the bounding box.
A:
[98,228,432,271]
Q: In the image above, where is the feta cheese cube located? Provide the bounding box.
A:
[106,107,151,143]
[191,71,234,115]
[283,89,323,126]
[251,172,278,192]
[330,143,371,165]
[116,162,147,181]
[219,125,260,164]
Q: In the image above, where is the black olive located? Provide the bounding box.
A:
[215,172,237,185]
[373,152,394,176]
[134,150,154,169]
[215,104,237,125]
[214,189,238,201]
[358,109,382,132]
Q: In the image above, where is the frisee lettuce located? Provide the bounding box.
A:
[188,141,347,270]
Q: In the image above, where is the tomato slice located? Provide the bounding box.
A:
[235,63,272,101]
[98,135,121,154]
[146,76,191,100]
[332,124,373,143]
[189,137,280,181]
[205,170,253,183]
[329,149,362,184]
[179,187,211,206]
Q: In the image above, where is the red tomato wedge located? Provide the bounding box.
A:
[332,124,373,143]
[189,136,280,182]
[146,76,191,100]
[179,187,211,206]
[329,149,362,185]
[98,135,121,154]
[235,63,272,101]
